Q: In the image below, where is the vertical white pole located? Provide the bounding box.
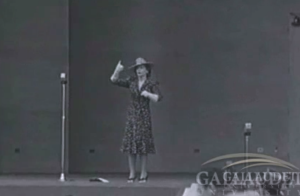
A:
[60,73,67,182]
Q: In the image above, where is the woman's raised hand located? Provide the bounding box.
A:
[115,60,124,72]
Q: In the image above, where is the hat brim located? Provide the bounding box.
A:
[128,62,153,70]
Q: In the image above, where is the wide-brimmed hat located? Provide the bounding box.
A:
[128,57,153,70]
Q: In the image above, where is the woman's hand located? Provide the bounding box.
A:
[115,60,124,73]
[141,91,150,98]
[111,60,124,82]
[141,91,159,102]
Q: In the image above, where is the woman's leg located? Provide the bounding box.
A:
[128,154,137,178]
[140,154,148,178]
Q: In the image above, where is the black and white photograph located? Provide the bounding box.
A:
[1,0,300,196]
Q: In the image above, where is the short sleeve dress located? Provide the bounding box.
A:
[111,76,163,154]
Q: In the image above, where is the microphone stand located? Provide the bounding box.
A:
[244,123,251,187]
[58,73,109,183]
[59,73,67,182]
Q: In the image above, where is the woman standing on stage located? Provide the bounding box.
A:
[110,57,163,183]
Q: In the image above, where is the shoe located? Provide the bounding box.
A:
[138,174,148,183]
[127,176,136,183]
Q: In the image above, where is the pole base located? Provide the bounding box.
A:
[59,173,66,182]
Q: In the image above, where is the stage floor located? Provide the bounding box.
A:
[0,174,194,196]
[1,174,300,196]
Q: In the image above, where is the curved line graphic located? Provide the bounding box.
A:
[202,153,298,170]
[241,163,294,171]
[222,159,278,170]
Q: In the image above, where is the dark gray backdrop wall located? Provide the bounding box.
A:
[69,0,300,173]
[0,1,68,173]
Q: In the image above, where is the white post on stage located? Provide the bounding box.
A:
[244,123,252,174]
[59,72,67,182]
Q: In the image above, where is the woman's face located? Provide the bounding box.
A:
[136,65,149,77]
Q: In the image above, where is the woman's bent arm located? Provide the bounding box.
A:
[147,93,159,102]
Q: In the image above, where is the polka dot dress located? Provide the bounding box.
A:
[112,76,163,154]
